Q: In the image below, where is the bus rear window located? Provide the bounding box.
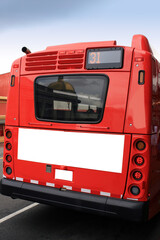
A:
[35,74,108,123]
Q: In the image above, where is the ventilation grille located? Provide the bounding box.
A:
[25,51,58,71]
[25,50,84,72]
[58,51,84,70]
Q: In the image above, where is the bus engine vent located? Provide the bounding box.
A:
[58,50,84,69]
[25,51,58,71]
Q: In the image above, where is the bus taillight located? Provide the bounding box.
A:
[6,130,12,139]
[6,142,12,151]
[6,154,12,163]
[124,135,150,201]
[133,170,143,181]
[130,185,140,196]
[6,167,12,175]
[134,156,144,166]
[136,140,146,151]
[3,129,14,179]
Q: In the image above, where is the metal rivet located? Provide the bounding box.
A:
[129,123,132,126]
[136,64,139,67]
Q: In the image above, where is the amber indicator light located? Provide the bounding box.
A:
[6,143,12,151]
[6,130,12,139]
[138,70,145,85]
[135,156,144,166]
[6,154,12,162]
[133,171,143,181]
[11,75,15,87]
[136,140,146,151]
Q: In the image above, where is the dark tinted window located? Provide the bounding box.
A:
[35,75,108,123]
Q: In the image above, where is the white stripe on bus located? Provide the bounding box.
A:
[100,191,111,197]
[46,182,55,187]
[30,180,38,184]
[63,185,72,190]
[16,177,23,182]
[127,197,138,201]
[81,188,91,193]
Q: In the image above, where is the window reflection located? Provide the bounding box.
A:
[35,75,108,122]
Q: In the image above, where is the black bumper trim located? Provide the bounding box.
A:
[0,178,149,221]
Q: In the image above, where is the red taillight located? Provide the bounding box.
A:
[134,156,144,166]
[6,154,12,162]
[135,57,144,62]
[6,142,12,151]
[133,171,143,181]
[4,129,13,178]
[124,135,149,201]
[6,130,12,139]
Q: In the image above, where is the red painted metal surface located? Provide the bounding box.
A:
[3,35,160,220]
[19,72,130,133]
[3,126,131,198]
[20,44,132,76]
[0,73,10,116]
[5,60,20,126]
[132,34,152,53]
[124,49,152,134]
[0,73,10,96]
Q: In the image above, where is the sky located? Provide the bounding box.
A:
[1,0,160,74]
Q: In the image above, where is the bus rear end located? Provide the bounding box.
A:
[0,35,153,221]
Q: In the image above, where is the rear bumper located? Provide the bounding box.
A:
[0,178,149,222]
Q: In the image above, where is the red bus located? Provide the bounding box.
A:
[1,35,160,221]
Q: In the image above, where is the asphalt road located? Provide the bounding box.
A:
[0,142,160,240]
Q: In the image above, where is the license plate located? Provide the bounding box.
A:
[55,169,73,182]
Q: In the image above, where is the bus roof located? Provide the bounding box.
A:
[45,35,152,53]
[46,41,117,51]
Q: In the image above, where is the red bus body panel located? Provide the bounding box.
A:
[4,126,131,198]
[0,73,10,116]
[19,71,130,133]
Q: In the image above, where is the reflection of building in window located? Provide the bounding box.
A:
[35,75,108,122]
[49,76,78,113]
[49,76,76,92]
[54,100,72,111]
